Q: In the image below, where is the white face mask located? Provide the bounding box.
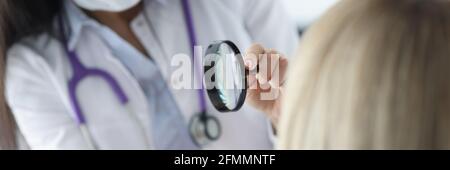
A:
[73,0,141,12]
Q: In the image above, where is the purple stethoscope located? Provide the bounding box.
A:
[59,0,221,149]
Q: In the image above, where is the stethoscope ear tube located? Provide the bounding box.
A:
[59,14,151,150]
[182,0,223,147]
[59,0,227,149]
[79,124,98,149]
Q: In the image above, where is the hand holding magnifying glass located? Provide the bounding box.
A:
[244,44,288,129]
[204,42,288,129]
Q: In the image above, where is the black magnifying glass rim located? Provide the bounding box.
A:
[204,40,248,112]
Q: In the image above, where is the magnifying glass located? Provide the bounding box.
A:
[204,41,248,112]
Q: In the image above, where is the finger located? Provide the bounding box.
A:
[260,49,289,89]
[269,55,288,88]
[245,44,265,56]
[244,44,265,71]
[247,70,258,90]
[278,56,289,86]
[258,49,281,85]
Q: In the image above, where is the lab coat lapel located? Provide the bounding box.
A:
[73,30,154,149]
[135,1,201,121]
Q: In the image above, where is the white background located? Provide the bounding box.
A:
[281,0,339,29]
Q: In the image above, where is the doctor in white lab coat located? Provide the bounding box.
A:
[5,0,298,149]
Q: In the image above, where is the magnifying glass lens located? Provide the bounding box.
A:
[215,44,244,109]
[205,41,247,112]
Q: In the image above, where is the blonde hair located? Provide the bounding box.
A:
[278,0,450,149]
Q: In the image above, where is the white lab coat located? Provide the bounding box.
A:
[5,0,298,150]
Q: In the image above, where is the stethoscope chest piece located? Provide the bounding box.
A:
[189,112,221,146]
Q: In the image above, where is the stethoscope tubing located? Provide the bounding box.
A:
[182,0,223,145]
[58,0,220,149]
[181,0,209,113]
[59,14,151,150]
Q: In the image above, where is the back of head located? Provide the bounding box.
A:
[279,0,450,149]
